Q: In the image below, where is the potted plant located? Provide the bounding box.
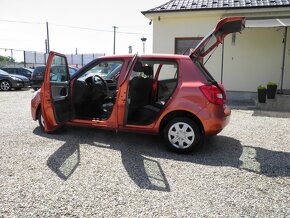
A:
[267,82,277,99]
[257,85,267,103]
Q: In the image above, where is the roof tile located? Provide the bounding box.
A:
[142,0,290,13]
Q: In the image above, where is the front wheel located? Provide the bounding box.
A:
[163,117,202,153]
[37,109,45,132]
[0,80,12,91]
[37,109,64,133]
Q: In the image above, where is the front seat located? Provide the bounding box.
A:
[128,65,154,115]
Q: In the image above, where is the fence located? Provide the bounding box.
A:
[0,48,105,68]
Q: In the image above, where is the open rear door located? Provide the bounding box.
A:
[41,51,74,132]
[190,16,246,60]
[122,53,139,126]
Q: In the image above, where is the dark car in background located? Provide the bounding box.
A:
[0,67,33,80]
[31,65,78,90]
[0,69,30,91]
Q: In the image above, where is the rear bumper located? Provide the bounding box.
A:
[23,81,30,87]
[198,104,231,135]
[30,80,43,88]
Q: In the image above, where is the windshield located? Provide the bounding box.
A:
[69,67,78,77]
[79,61,123,80]
[0,69,9,75]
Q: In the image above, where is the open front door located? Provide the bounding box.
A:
[41,52,74,132]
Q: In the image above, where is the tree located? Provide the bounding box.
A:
[0,55,15,67]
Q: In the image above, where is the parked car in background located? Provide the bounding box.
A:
[0,67,33,80]
[31,17,245,153]
[0,69,30,91]
[30,65,78,90]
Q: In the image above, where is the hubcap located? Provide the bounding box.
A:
[168,122,195,149]
[1,81,10,91]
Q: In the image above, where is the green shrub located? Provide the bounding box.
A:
[267,81,277,86]
[257,85,266,90]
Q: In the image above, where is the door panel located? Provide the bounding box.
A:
[41,52,74,132]
[119,54,138,127]
[158,79,177,101]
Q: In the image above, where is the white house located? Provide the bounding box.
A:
[142,1,290,101]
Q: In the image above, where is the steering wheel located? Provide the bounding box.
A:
[92,74,109,96]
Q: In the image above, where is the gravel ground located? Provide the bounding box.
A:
[0,89,289,217]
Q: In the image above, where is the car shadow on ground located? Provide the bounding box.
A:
[252,110,290,118]
[33,126,290,191]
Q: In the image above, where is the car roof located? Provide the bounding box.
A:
[101,53,190,60]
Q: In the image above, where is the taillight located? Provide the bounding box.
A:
[200,84,226,105]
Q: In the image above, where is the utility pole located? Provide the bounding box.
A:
[76,48,78,68]
[45,40,48,53]
[46,22,50,53]
[141,37,147,53]
[113,26,118,54]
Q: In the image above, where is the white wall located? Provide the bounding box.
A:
[152,13,220,54]
[283,27,290,91]
[149,11,290,92]
[222,27,286,92]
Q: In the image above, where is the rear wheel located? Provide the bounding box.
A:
[163,117,202,153]
[0,80,12,91]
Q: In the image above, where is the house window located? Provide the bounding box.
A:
[175,37,203,55]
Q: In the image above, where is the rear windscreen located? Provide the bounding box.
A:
[194,60,215,82]
[33,66,45,74]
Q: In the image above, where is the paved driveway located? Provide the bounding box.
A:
[0,89,289,217]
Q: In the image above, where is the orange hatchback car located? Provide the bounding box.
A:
[31,17,245,153]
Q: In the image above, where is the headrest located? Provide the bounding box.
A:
[133,61,143,72]
[143,66,153,77]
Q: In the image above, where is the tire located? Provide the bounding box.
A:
[37,109,64,133]
[37,109,45,132]
[163,117,202,153]
[0,80,12,91]
[33,87,39,91]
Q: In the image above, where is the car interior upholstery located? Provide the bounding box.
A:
[72,60,177,125]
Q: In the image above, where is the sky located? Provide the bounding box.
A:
[0,0,167,61]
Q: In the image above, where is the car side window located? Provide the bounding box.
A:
[154,61,178,102]
[157,63,178,81]
[50,56,68,82]
[18,69,25,76]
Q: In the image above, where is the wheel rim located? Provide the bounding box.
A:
[168,122,195,149]
[1,81,11,91]
[40,114,45,128]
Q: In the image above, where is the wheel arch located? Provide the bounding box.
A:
[159,110,204,135]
